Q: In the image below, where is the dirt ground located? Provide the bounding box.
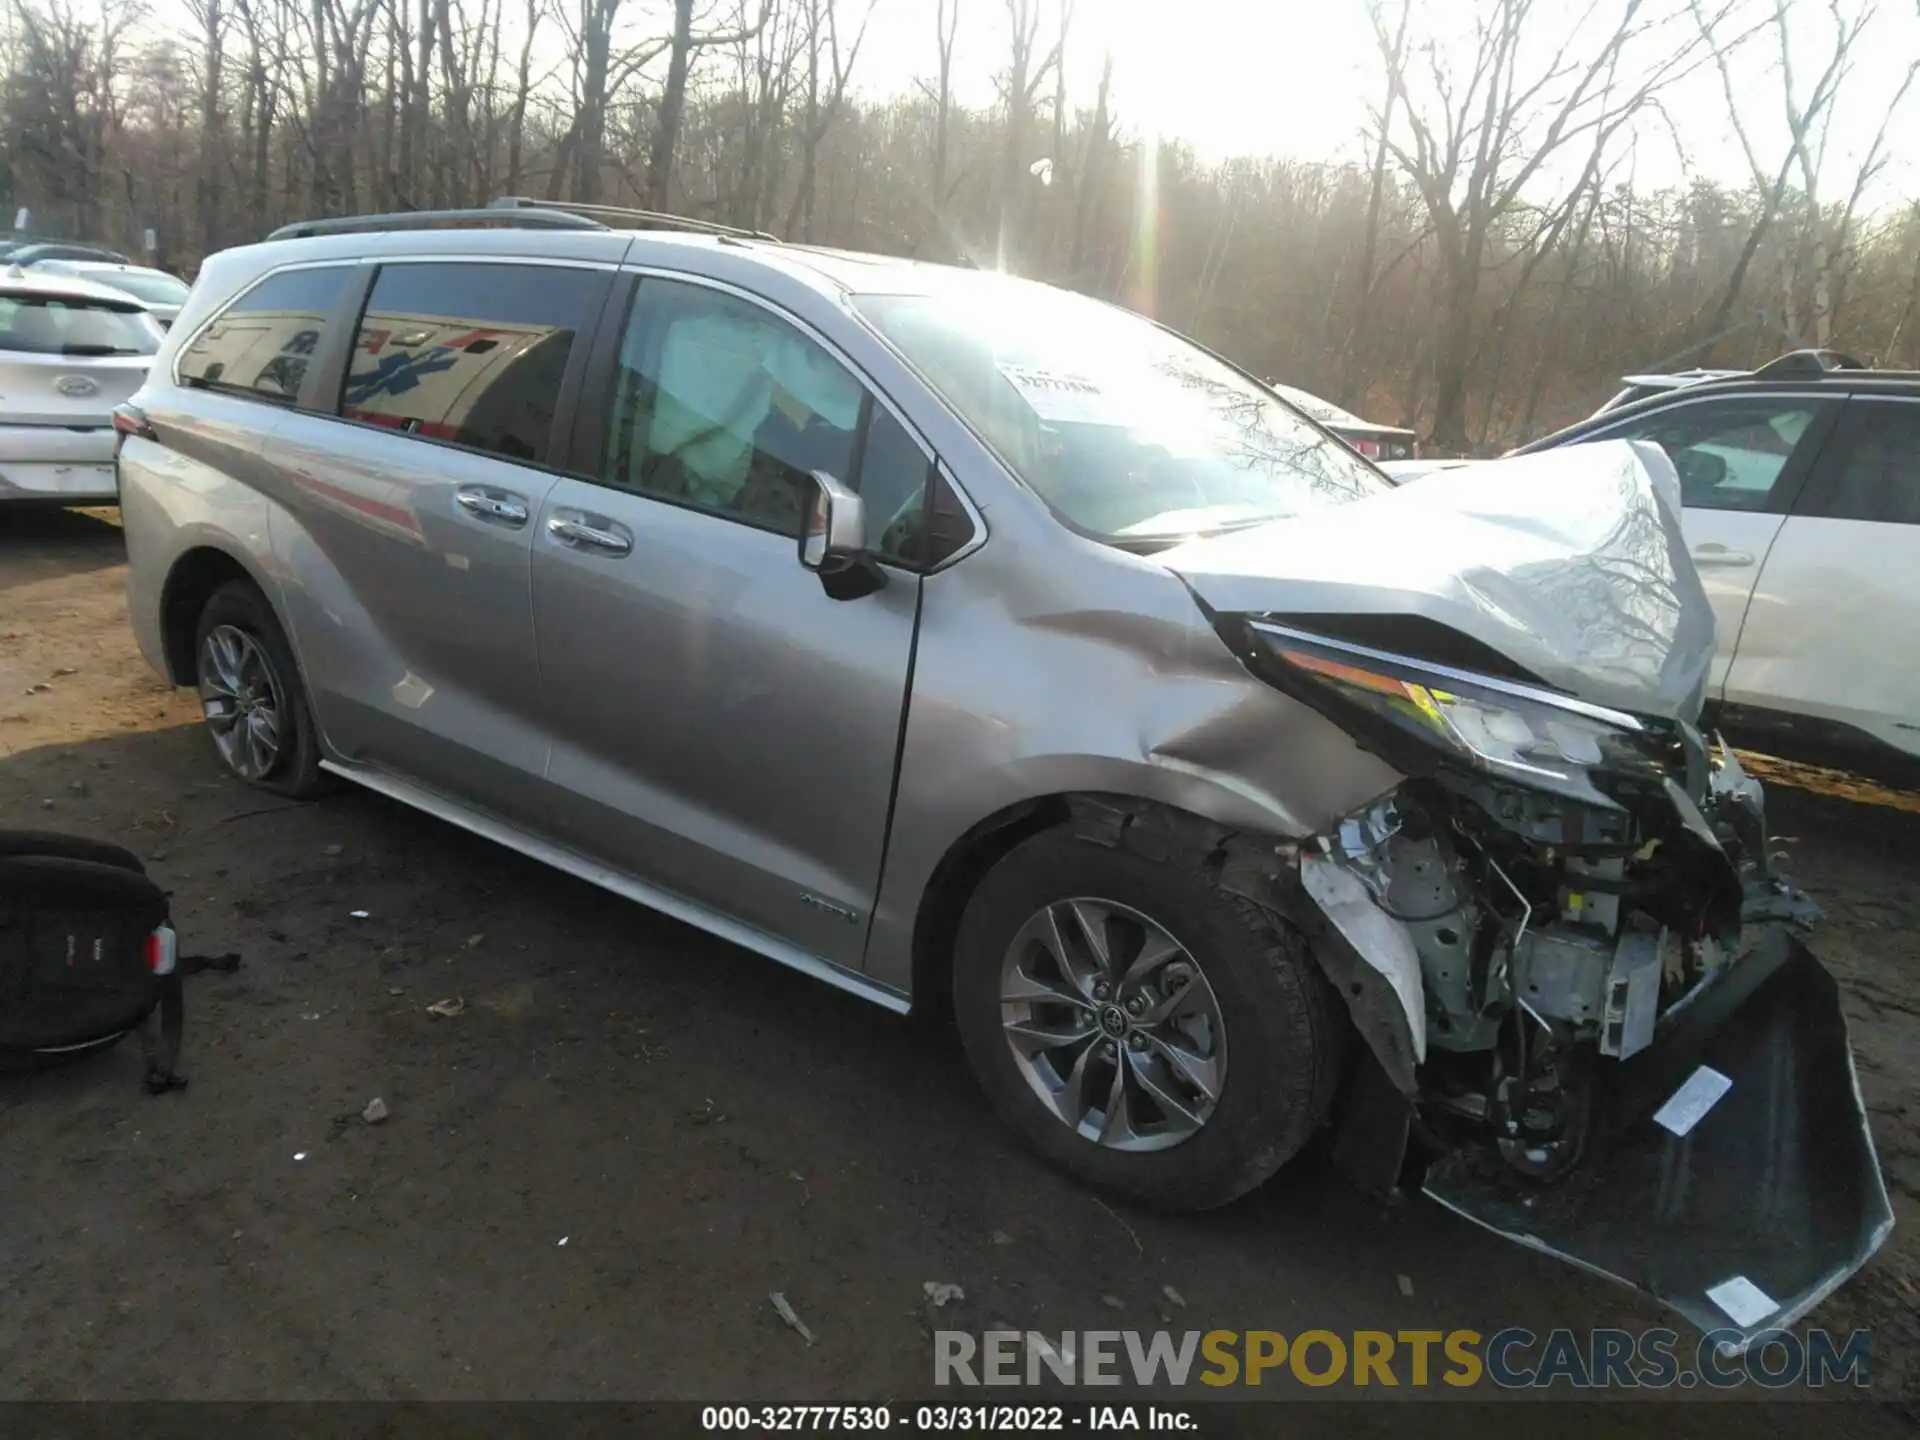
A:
[2,506,1916,1421]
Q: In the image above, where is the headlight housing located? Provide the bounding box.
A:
[1247,621,1660,804]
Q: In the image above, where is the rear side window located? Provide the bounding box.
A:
[0,293,159,356]
[340,262,600,466]
[1801,400,1920,525]
[178,266,353,402]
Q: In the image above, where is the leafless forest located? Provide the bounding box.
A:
[3,0,1918,450]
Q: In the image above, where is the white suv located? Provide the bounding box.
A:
[0,269,162,505]
[1511,362,1920,780]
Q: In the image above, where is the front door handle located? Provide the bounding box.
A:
[455,486,530,526]
[548,511,633,556]
[1690,544,1755,568]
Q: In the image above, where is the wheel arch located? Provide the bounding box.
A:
[908,790,1293,1019]
[158,544,275,684]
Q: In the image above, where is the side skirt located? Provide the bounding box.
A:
[318,759,913,1016]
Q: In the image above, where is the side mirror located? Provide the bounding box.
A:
[798,470,887,600]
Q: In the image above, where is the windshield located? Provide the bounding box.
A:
[86,270,188,305]
[854,286,1388,542]
[0,292,161,355]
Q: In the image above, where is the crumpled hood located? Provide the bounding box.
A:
[1160,440,1716,721]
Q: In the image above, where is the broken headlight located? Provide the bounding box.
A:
[1248,621,1657,804]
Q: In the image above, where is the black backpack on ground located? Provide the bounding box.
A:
[0,830,237,1092]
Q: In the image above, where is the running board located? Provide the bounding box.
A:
[318,759,913,1015]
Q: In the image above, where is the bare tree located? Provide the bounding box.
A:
[1689,0,1871,351]
[1339,0,1412,405]
[3,0,1919,451]
[1066,49,1113,280]
[1886,202,1920,358]
[922,0,960,211]
[996,0,1067,266]
[230,0,285,229]
[727,0,800,228]
[783,0,874,240]
[503,0,544,194]
[186,0,227,252]
[1373,0,1716,450]
[641,0,767,209]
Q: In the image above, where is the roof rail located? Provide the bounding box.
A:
[487,195,777,242]
[1752,347,1870,377]
[267,206,610,242]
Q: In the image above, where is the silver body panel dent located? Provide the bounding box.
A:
[861,483,1404,992]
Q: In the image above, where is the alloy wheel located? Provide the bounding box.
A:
[198,624,285,781]
[999,897,1228,1152]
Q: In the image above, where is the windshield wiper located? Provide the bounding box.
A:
[60,343,138,357]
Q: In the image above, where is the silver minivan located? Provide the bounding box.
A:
[118,201,1888,1346]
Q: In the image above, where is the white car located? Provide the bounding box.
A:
[1403,358,1920,778]
[0,270,163,506]
[1267,382,1421,461]
[23,259,192,330]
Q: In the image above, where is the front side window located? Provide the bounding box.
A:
[0,292,159,356]
[341,262,600,466]
[854,283,1388,546]
[1599,397,1820,512]
[602,278,960,563]
[178,266,352,401]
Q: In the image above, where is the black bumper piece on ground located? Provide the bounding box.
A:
[1423,930,1894,1351]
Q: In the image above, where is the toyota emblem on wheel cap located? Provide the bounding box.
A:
[56,375,99,397]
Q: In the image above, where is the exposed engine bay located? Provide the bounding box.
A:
[1156,442,1889,1346]
[1315,733,1784,1182]
[1210,612,1889,1349]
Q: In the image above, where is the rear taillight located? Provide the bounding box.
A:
[113,404,156,439]
[113,403,156,454]
[146,925,177,976]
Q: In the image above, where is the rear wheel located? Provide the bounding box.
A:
[193,580,324,798]
[952,826,1344,1210]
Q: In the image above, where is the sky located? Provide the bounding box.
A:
[850,0,1920,207]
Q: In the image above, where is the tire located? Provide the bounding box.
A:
[192,580,325,798]
[0,831,146,872]
[1,1027,132,1076]
[953,825,1344,1211]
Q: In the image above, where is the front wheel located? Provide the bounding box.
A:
[952,826,1345,1210]
[193,580,324,798]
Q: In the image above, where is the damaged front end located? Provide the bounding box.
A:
[1221,615,1892,1349]
[1155,442,1889,1343]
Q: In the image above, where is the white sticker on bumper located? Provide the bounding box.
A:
[1652,1064,1733,1137]
[1706,1275,1778,1329]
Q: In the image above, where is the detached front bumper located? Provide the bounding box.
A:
[1424,928,1894,1352]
